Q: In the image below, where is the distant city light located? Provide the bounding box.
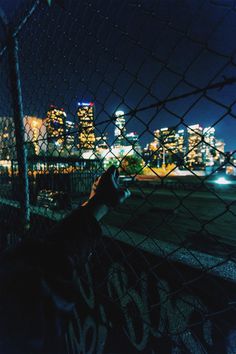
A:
[215,177,231,185]
[115,110,125,117]
[78,102,94,106]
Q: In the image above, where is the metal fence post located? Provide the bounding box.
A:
[7,31,30,232]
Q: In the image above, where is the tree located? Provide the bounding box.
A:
[121,155,144,175]
[104,157,120,170]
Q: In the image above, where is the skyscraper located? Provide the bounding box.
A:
[24,116,47,155]
[125,132,142,155]
[153,127,181,167]
[144,124,225,171]
[176,129,185,164]
[114,110,126,146]
[65,120,76,152]
[125,132,139,145]
[0,116,47,160]
[0,117,16,160]
[95,133,109,158]
[214,139,225,166]
[96,133,109,150]
[186,124,204,170]
[77,102,96,151]
[46,106,66,153]
[202,127,215,168]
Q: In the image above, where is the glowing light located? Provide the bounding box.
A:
[78,102,94,106]
[215,177,231,185]
[115,110,124,117]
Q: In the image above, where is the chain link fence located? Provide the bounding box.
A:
[0,0,236,352]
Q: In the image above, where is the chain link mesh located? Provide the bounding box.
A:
[0,0,236,352]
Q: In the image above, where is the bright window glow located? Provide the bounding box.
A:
[215,177,231,185]
[78,102,94,106]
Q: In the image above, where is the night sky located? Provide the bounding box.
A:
[0,0,236,151]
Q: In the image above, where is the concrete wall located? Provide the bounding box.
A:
[66,237,236,354]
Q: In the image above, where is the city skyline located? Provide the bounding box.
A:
[0,104,230,147]
[0,104,231,175]
[36,104,232,154]
[16,98,235,152]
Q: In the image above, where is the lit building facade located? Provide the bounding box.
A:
[65,120,75,152]
[144,124,226,171]
[46,106,66,153]
[202,127,215,168]
[94,135,108,160]
[214,139,225,166]
[96,134,109,152]
[143,141,157,165]
[186,124,204,170]
[0,116,46,160]
[114,110,126,146]
[153,127,183,167]
[126,132,138,145]
[125,132,142,154]
[101,131,141,167]
[77,102,96,151]
[24,116,47,155]
[223,151,235,175]
[0,117,16,160]
[176,129,185,165]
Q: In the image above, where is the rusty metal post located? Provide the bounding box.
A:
[7,31,30,231]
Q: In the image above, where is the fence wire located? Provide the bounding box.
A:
[0,0,236,353]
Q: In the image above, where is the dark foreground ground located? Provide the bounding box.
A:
[0,179,236,259]
[103,183,236,259]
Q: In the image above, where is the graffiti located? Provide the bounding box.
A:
[107,263,213,353]
[65,258,225,354]
[74,264,95,310]
[66,309,108,354]
[155,278,213,353]
[107,263,150,351]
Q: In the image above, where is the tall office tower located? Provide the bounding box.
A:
[65,120,75,151]
[96,133,109,150]
[114,110,126,146]
[0,117,16,160]
[95,133,109,159]
[175,129,186,167]
[143,141,158,165]
[202,127,215,167]
[125,132,142,154]
[176,129,185,153]
[46,106,66,152]
[153,127,180,167]
[186,124,204,169]
[77,102,96,151]
[0,116,47,160]
[125,131,138,145]
[24,116,47,155]
[214,139,225,166]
